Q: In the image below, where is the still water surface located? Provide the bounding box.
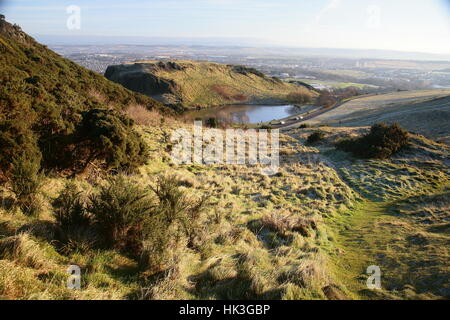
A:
[184,104,301,124]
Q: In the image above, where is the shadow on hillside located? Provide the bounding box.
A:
[186,258,285,300]
[0,195,15,211]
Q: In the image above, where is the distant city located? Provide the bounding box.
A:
[51,45,450,92]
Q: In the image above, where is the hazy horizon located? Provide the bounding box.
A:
[34,36,450,62]
[2,0,450,56]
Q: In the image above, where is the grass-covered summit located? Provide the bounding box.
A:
[105,60,316,109]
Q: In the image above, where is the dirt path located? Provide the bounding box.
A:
[328,201,390,299]
[328,196,449,300]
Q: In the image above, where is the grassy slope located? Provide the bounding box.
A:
[0,19,168,124]
[0,124,356,299]
[308,90,450,143]
[0,20,448,300]
[128,60,316,108]
[329,195,449,300]
[310,89,450,123]
[1,121,448,300]
[286,78,377,89]
[288,126,450,299]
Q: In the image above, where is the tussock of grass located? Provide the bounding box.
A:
[261,211,317,237]
[0,233,57,270]
[123,104,166,126]
[278,253,328,291]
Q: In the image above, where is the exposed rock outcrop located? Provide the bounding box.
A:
[105,64,180,96]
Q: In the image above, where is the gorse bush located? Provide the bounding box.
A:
[52,182,91,232]
[336,123,409,159]
[287,91,313,104]
[51,182,99,253]
[205,117,219,128]
[88,175,154,254]
[57,174,209,273]
[140,175,208,272]
[40,109,150,173]
[151,175,194,225]
[49,174,208,270]
[151,175,208,238]
[10,153,43,215]
[307,130,326,144]
[0,121,41,182]
[73,109,149,172]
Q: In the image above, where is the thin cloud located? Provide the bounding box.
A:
[307,0,342,30]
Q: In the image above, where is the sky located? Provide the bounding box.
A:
[1,0,450,54]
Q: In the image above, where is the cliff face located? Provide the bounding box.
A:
[105,60,316,109]
[105,63,181,97]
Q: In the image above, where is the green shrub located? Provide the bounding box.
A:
[74,109,149,172]
[287,91,313,104]
[52,182,91,232]
[10,153,44,215]
[50,174,208,273]
[336,123,409,159]
[307,130,326,144]
[0,121,41,181]
[140,175,208,272]
[259,125,272,130]
[88,175,154,254]
[51,182,96,253]
[205,117,219,128]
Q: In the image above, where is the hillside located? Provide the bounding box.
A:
[105,60,316,109]
[0,19,166,114]
[0,20,449,301]
[1,119,449,300]
[0,18,170,178]
[304,89,450,144]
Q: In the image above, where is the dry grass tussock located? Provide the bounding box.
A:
[123,104,162,126]
[0,233,56,270]
[279,253,329,290]
[262,211,317,236]
[123,104,178,128]
[88,88,108,105]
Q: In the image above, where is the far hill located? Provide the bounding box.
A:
[0,18,170,178]
[305,89,450,144]
[105,60,317,109]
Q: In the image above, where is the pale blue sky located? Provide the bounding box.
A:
[1,0,450,53]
